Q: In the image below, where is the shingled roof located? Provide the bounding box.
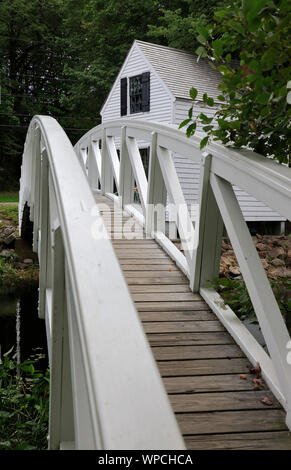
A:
[135,40,222,102]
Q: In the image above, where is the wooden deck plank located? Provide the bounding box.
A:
[143,321,225,333]
[136,301,212,311]
[95,194,291,450]
[169,390,280,412]
[151,344,245,361]
[163,373,258,394]
[117,252,169,258]
[184,432,291,450]
[124,271,186,278]
[132,292,200,302]
[158,358,252,377]
[119,258,175,265]
[129,284,189,293]
[122,265,179,271]
[177,409,287,435]
[126,278,189,285]
[147,332,235,346]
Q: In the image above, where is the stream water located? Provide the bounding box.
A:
[0,285,48,370]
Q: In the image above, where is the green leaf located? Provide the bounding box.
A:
[195,46,207,59]
[261,106,270,118]
[188,107,193,119]
[186,122,197,137]
[197,25,210,40]
[199,113,213,124]
[189,87,198,100]
[179,118,191,129]
[231,21,245,35]
[217,118,230,129]
[214,9,229,20]
[203,125,213,132]
[256,92,270,105]
[229,120,240,130]
[200,136,209,149]
[261,49,276,71]
[207,97,214,107]
[217,65,229,74]
[202,93,208,104]
[0,411,12,419]
[212,39,223,57]
[197,34,207,45]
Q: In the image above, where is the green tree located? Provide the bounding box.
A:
[147,0,224,51]
[181,0,291,164]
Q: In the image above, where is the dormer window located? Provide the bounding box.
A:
[120,72,150,116]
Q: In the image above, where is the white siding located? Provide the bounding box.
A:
[102,44,173,126]
[173,99,284,222]
[101,44,173,219]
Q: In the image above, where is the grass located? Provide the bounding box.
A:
[0,204,19,226]
[0,192,19,203]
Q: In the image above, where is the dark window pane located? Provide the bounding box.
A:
[129,74,143,114]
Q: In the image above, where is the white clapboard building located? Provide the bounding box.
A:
[100,40,285,229]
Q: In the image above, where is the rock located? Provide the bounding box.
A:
[269,267,286,278]
[271,258,285,267]
[220,256,233,267]
[0,249,14,257]
[261,259,269,269]
[269,246,285,259]
[256,233,262,240]
[3,233,16,245]
[221,240,230,251]
[223,250,235,257]
[270,267,291,278]
[0,226,16,246]
[23,258,33,265]
[256,243,267,252]
[229,265,241,275]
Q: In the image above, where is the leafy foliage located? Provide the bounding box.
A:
[210,276,291,322]
[0,0,229,192]
[0,348,49,450]
[147,1,225,50]
[180,0,291,163]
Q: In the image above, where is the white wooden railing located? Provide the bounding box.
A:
[19,116,185,450]
[75,119,291,429]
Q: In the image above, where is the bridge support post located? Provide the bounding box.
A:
[87,139,100,192]
[146,132,167,237]
[190,153,223,292]
[101,129,113,195]
[119,126,134,207]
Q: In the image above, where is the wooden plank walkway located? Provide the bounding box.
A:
[95,194,291,450]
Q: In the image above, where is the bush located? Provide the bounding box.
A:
[181,0,291,164]
[210,276,291,323]
[0,348,49,450]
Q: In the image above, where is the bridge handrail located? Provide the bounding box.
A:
[75,118,291,429]
[19,115,185,450]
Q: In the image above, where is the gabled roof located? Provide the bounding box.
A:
[135,40,222,102]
